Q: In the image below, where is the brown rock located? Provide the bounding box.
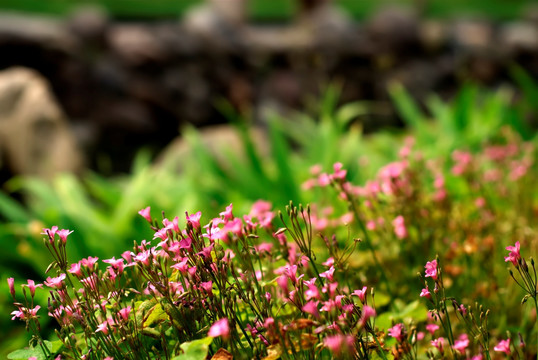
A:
[0,67,83,178]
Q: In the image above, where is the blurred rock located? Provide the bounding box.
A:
[0,13,76,52]
[450,19,494,51]
[67,5,109,44]
[0,67,82,178]
[367,7,420,53]
[183,0,246,52]
[499,22,538,55]
[108,24,166,66]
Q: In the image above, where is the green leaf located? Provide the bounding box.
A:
[7,341,53,360]
[172,337,214,360]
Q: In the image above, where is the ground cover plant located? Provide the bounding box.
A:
[6,122,538,359]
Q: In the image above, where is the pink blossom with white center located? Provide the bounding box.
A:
[138,207,152,222]
[208,318,230,339]
[322,257,334,267]
[44,274,66,289]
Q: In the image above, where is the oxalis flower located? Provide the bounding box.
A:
[424,259,438,280]
[494,338,511,355]
[208,318,230,340]
[44,274,66,289]
[504,241,521,266]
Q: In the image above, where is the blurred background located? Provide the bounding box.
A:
[1,0,538,356]
[0,0,537,177]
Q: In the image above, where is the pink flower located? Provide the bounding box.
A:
[44,274,66,289]
[431,337,445,350]
[318,173,331,187]
[22,279,42,297]
[425,323,439,335]
[388,323,405,342]
[81,256,99,270]
[424,259,438,280]
[56,229,73,244]
[138,207,152,223]
[302,301,320,318]
[420,287,431,299]
[504,241,521,266]
[41,226,59,242]
[324,334,354,355]
[453,334,469,353]
[332,162,347,180]
[186,211,202,230]
[118,306,131,322]
[494,338,511,355]
[7,277,15,298]
[208,318,230,340]
[360,305,376,326]
[68,262,83,277]
[392,215,408,239]
[220,204,234,221]
[352,286,368,303]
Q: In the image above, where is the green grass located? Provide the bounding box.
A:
[0,0,532,20]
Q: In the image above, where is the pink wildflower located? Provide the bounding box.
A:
[494,338,511,355]
[388,323,405,342]
[392,215,408,239]
[138,207,152,222]
[360,305,376,326]
[118,306,131,322]
[426,323,439,335]
[56,229,73,244]
[453,334,469,353]
[352,286,368,303]
[324,334,355,355]
[7,277,15,298]
[22,279,42,297]
[220,204,234,221]
[420,287,431,299]
[424,259,438,280]
[431,337,445,350]
[68,262,83,277]
[302,301,320,318]
[186,211,202,230]
[44,273,66,289]
[208,318,230,340]
[504,241,521,266]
